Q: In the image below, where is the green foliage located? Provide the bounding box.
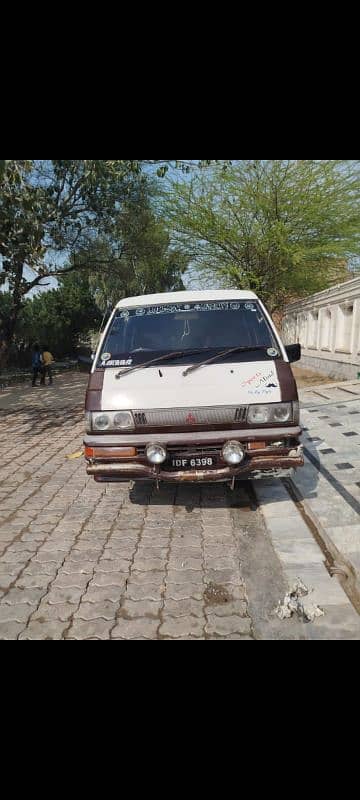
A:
[0,161,146,343]
[0,174,189,362]
[163,160,360,311]
[84,189,187,311]
[0,160,190,364]
[16,273,102,358]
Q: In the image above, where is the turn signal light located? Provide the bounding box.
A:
[85,446,136,459]
[248,441,266,451]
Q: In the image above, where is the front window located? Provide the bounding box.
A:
[97,300,280,367]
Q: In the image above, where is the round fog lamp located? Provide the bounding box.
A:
[146,443,167,465]
[222,441,245,466]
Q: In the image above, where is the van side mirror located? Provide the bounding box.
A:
[285,344,301,363]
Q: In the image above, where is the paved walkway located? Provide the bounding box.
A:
[1,371,360,639]
[0,374,302,639]
[296,380,360,580]
[251,378,360,638]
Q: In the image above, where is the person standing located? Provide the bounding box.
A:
[31,344,42,387]
[41,346,54,385]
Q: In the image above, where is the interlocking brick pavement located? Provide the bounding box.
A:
[1,371,350,640]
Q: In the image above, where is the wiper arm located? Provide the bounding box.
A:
[182,346,269,377]
[115,349,205,379]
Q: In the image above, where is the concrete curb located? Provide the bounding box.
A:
[253,479,360,639]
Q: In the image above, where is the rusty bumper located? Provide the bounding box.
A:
[86,452,304,482]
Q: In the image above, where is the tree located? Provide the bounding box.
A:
[2,180,189,363]
[0,159,227,365]
[0,160,146,364]
[163,160,360,312]
[84,188,188,310]
[17,272,102,359]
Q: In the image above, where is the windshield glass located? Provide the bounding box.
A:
[97,300,279,367]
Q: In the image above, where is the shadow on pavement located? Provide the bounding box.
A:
[0,372,87,435]
[129,479,259,510]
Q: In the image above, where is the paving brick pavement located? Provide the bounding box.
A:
[0,372,358,640]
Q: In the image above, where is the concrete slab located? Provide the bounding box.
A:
[284,565,349,606]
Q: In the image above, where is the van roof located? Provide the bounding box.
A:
[116,290,259,309]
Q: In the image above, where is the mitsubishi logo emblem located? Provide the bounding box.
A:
[186,412,197,424]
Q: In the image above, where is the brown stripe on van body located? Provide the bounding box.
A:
[275,360,298,402]
[85,369,104,411]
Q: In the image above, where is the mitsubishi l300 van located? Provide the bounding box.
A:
[84,291,303,486]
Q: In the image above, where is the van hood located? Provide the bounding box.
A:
[100,360,282,410]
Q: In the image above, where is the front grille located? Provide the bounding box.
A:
[167,446,221,459]
[133,405,247,427]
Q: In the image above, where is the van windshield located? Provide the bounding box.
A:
[97,300,279,367]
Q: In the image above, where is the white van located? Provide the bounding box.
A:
[84,291,303,486]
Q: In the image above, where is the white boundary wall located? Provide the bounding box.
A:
[282,277,360,380]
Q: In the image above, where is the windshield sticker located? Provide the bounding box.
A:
[240,371,263,388]
[119,302,260,318]
[255,370,278,388]
[267,348,279,357]
[100,358,133,368]
[243,370,279,393]
[248,387,275,396]
[101,353,111,362]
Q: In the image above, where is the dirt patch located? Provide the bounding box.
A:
[204,583,233,605]
[292,366,333,388]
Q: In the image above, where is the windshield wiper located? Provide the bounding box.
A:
[115,349,206,379]
[182,346,271,377]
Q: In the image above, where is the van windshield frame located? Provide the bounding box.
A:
[96,300,280,368]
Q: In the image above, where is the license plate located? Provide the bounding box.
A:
[171,457,214,469]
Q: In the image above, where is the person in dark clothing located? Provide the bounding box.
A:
[31,344,42,387]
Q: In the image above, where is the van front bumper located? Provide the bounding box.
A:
[84,427,303,483]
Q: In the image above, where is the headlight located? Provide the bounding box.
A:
[93,413,111,431]
[222,441,245,465]
[247,405,271,424]
[113,411,135,430]
[146,443,167,465]
[247,403,293,425]
[88,411,135,432]
[272,404,292,423]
